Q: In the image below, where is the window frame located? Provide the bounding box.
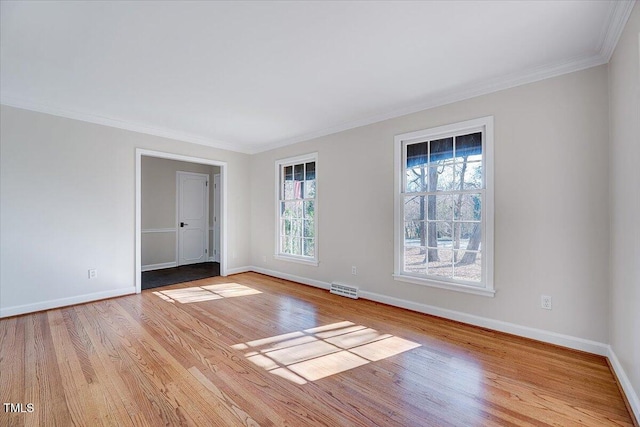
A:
[393,117,494,297]
[274,152,319,266]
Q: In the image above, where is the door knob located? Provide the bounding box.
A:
[180,222,188,227]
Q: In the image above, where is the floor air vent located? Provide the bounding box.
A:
[330,282,359,299]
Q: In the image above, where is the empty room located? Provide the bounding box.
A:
[1,1,638,426]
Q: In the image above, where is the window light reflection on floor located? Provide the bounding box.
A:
[152,283,261,304]
[232,321,421,384]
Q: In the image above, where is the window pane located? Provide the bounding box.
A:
[404,246,426,274]
[454,252,481,282]
[406,142,428,169]
[281,236,292,254]
[404,221,425,246]
[284,237,302,255]
[455,132,482,158]
[281,219,291,235]
[291,181,303,199]
[404,195,427,221]
[305,162,316,180]
[453,222,481,250]
[455,161,482,190]
[290,219,302,237]
[306,180,316,198]
[303,219,314,237]
[429,195,454,221]
[430,165,454,191]
[284,181,294,200]
[429,137,453,164]
[294,164,304,181]
[405,166,428,192]
[303,238,315,257]
[284,166,293,181]
[282,201,302,218]
[304,201,315,219]
[427,249,453,278]
[455,194,482,221]
[426,221,452,248]
[459,223,481,251]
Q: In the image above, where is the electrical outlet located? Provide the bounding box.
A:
[541,295,552,310]
[262,255,267,263]
[351,266,357,275]
[88,269,98,279]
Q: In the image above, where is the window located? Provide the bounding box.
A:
[275,153,318,265]
[394,117,494,296]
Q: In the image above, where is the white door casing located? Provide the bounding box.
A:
[136,149,228,294]
[177,171,209,266]
[213,174,221,262]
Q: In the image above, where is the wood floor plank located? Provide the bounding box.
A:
[188,366,261,426]
[61,308,130,427]
[0,316,19,395]
[47,309,95,426]
[21,315,39,427]
[73,304,155,426]
[0,272,635,426]
[0,317,25,427]
[29,312,72,427]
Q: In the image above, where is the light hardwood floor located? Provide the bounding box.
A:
[0,272,635,426]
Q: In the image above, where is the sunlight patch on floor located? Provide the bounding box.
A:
[153,283,261,304]
[232,321,421,384]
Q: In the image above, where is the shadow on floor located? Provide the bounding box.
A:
[142,262,220,290]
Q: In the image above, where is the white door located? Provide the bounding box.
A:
[177,171,209,266]
[213,174,221,262]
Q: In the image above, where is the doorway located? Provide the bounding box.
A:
[135,149,227,293]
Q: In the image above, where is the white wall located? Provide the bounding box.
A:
[141,156,220,268]
[609,2,640,414]
[251,65,611,344]
[0,105,251,316]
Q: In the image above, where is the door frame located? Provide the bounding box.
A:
[176,171,209,267]
[135,148,228,294]
[213,173,221,263]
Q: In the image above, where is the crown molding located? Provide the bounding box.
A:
[243,1,640,154]
[251,52,607,154]
[0,96,251,154]
[598,0,636,62]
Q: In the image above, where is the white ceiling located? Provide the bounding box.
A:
[0,1,634,154]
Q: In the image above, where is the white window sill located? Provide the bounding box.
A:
[274,254,319,267]
[393,274,495,297]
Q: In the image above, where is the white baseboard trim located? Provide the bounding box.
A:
[246,266,608,356]
[142,262,177,272]
[0,287,136,318]
[225,266,252,275]
[607,346,640,423]
[360,290,609,356]
[250,266,331,290]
